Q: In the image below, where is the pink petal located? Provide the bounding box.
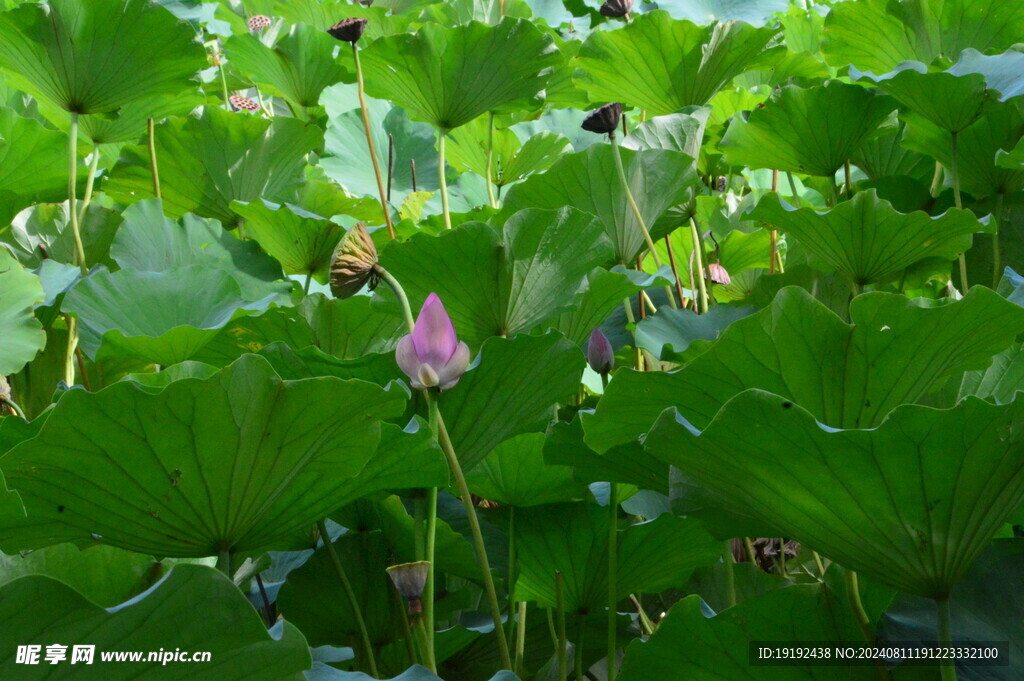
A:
[412,293,459,369]
[436,341,471,391]
[395,335,421,383]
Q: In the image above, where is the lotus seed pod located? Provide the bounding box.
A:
[599,0,633,18]
[329,223,379,299]
[247,15,271,32]
[386,561,431,614]
[581,102,623,136]
[229,95,260,113]
[587,327,614,376]
[707,263,731,285]
[327,17,368,43]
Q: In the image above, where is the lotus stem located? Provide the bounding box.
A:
[216,548,231,577]
[255,574,274,628]
[148,118,161,199]
[845,570,874,643]
[485,113,498,209]
[414,618,437,673]
[374,265,416,333]
[390,586,417,666]
[950,131,968,292]
[387,133,395,203]
[424,407,440,658]
[76,148,101,226]
[318,519,379,677]
[63,314,78,387]
[664,236,686,304]
[629,595,655,635]
[992,192,1004,289]
[743,537,757,565]
[303,272,313,295]
[514,601,527,676]
[556,571,568,681]
[353,43,396,239]
[1,396,26,420]
[935,598,958,681]
[217,48,230,110]
[609,132,676,309]
[770,170,779,273]
[785,171,801,207]
[607,482,619,680]
[438,128,452,230]
[929,161,943,198]
[575,615,587,680]
[411,159,418,192]
[67,113,87,277]
[507,506,518,642]
[844,161,852,198]
[689,218,709,313]
[812,551,827,579]
[621,295,643,371]
[724,541,736,608]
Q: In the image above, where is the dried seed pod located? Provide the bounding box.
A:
[329,223,379,298]
[327,17,368,43]
[599,0,633,18]
[386,561,430,614]
[247,14,272,32]
[229,95,260,113]
[581,102,623,136]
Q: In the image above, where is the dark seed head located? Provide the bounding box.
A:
[581,102,623,136]
[386,561,430,614]
[229,95,260,112]
[599,0,633,18]
[327,17,368,43]
[247,15,271,32]
[330,223,379,299]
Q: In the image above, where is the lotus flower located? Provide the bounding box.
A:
[327,17,368,43]
[396,293,471,391]
[587,328,614,376]
[581,102,623,136]
[707,263,731,285]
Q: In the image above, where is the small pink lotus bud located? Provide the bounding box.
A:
[707,263,731,285]
[587,328,614,376]
[395,293,471,391]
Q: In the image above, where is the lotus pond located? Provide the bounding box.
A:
[0,0,1022,679]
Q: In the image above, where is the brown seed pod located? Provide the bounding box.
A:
[247,14,272,32]
[329,223,379,299]
[386,561,430,615]
[327,17,368,43]
[599,0,633,18]
[229,95,260,112]
[581,102,623,135]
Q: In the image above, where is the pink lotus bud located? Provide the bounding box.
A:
[587,328,614,376]
[707,263,731,285]
[395,293,471,391]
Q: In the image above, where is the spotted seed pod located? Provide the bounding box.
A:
[599,0,632,18]
[229,95,260,113]
[581,102,623,136]
[327,17,368,43]
[330,223,379,298]
[247,14,272,32]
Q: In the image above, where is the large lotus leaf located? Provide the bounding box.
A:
[850,120,934,183]
[440,333,585,471]
[0,0,205,115]
[257,345,403,391]
[824,0,1024,73]
[0,251,45,375]
[2,201,122,272]
[225,23,349,108]
[64,266,264,365]
[0,109,73,227]
[0,354,405,555]
[513,502,720,613]
[359,18,559,130]
[621,109,710,163]
[645,391,1024,598]
[648,0,790,26]
[584,286,1024,452]
[446,117,570,188]
[719,81,896,176]
[500,144,697,263]
[0,565,311,680]
[107,108,323,228]
[634,303,753,361]
[274,2,411,42]
[465,433,588,507]
[618,587,878,681]
[902,101,1024,198]
[749,190,988,285]
[575,12,779,116]
[380,208,612,348]
[960,343,1024,404]
[110,199,288,301]
[231,200,343,283]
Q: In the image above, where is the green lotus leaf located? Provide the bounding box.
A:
[634,303,753,361]
[0,564,311,680]
[500,145,698,263]
[0,0,206,115]
[822,0,1024,74]
[231,200,344,283]
[359,18,560,130]
[513,502,720,613]
[307,665,521,681]
[274,2,412,41]
[0,109,74,227]
[960,342,1024,404]
[575,11,779,116]
[585,286,1024,451]
[257,344,403,388]
[2,201,122,270]
[0,250,45,375]
[650,0,790,26]
[719,81,896,176]
[644,391,1024,597]
[0,354,405,556]
[621,109,710,162]
[380,208,612,347]
[446,117,570,189]
[749,190,988,285]
[226,23,350,109]
[465,433,588,507]
[107,108,323,228]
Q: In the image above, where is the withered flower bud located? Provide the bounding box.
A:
[327,17,368,43]
[329,223,379,298]
[229,95,260,113]
[386,561,430,614]
[599,0,632,18]
[247,15,272,32]
[581,102,623,136]
[707,263,731,285]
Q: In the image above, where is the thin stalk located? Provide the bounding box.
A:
[303,272,313,295]
[844,161,852,198]
[609,133,677,309]
[992,193,1004,289]
[664,236,686,304]
[438,129,452,230]
[387,133,395,203]
[255,574,275,627]
[485,113,498,209]
[77,149,101,225]
[812,551,827,579]
[724,541,737,608]
[845,570,874,643]
[828,174,839,207]
[148,118,161,199]
[353,43,395,239]
[556,571,568,681]
[607,482,619,681]
[67,113,87,276]
[63,315,78,387]
[415,618,437,673]
[621,295,643,371]
[414,495,425,560]
[770,170,779,274]
[689,219,709,313]
[74,346,91,391]
[506,506,518,643]
[778,538,787,578]
[374,266,416,333]
[216,548,231,578]
[318,519,379,677]
[2,397,26,420]
[950,131,968,292]
[391,587,417,666]
[785,172,801,207]
[424,481,438,655]
[629,595,655,635]
[575,615,587,680]
[640,290,658,316]
[514,601,527,676]
[743,537,757,565]
[217,48,230,109]
[935,598,958,681]
[929,161,943,198]
[435,408,512,668]
[411,159,418,192]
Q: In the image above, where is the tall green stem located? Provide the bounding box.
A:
[935,598,958,681]
[846,570,874,643]
[77,149,101,226]
[609,133,677,309]
[424,406,441,659]
[506,506,517,643]
[689,218,709,313]
[375,266,416,333]
[607,482,619,680]
[556,571,568,681]
[785,172,802,207]
[438,128,452,230]
[575,615,587,680]
[353,44,395,239]
[950,131,969,292]
[724,541,736,608]
[318,519,379,678]
[217,48,230,109]
[514,601,527,676]
[992,193,1004,289]
[216,548,231,577]
[485,113,498,209]
[148,117,161,199]
[67,113,87,277]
